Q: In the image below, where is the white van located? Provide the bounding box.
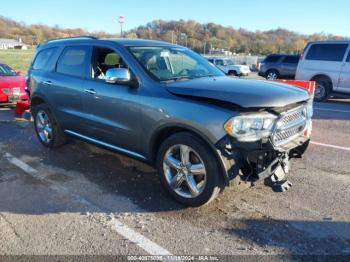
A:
[295,41,350,101]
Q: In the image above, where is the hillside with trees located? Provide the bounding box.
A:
[0,16,346,55]
[0,16,116,46]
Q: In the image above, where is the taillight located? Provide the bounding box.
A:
[1,88,11,94]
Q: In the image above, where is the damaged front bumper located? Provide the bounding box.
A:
[216,134,310,186]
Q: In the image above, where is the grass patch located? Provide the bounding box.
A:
[0,49,35,73]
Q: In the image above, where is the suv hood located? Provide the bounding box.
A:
[166,76,310,108]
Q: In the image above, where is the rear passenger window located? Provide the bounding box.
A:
[264,55,281,63]
[306,44,348,62]
[215,60,224,66]
[32,48,57,70]
[347,51,350,62]
[56,46,90,78]
[282,56,299,63]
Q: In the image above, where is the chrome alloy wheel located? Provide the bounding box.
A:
[267,71,278,80]
[35,110,53,144]
[163,144,207,199]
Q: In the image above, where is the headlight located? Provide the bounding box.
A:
[224,113,277,142]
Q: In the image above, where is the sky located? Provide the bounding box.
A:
[1,0,349,36]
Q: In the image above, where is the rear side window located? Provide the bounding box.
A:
[347,51,350,62]
[306,44,348,62]
[264,55,281,63]
[282,56,299,63]
[32,48,57,70]
[56,46,90,78]
[215,60,224,66]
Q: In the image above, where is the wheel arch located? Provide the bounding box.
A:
[30,95,47,110]
[228,69,238,75]
[148,124,229,185]
[266,68,280,75]
[311,74,334,90]
[30,95,60,125]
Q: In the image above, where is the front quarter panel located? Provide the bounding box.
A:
[139,91,236,158]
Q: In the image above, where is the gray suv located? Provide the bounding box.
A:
[259,54,300,80]
[28,37,312,206]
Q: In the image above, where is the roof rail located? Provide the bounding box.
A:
[45,35,98,43]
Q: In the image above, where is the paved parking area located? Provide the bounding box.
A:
[0,92,350,258]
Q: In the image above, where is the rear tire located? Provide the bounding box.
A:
[266,70,280,80]
[156,132,223,207]
[32,104,66,148]
[313,77,331,102]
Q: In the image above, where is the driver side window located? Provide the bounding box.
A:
[91,47,128,80]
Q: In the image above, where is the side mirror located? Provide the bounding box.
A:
[105,68,131,84]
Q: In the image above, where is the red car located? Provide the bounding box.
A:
[0,63,29,105]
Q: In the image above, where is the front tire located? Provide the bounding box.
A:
[32,104,66,148]
[156,132,223,207]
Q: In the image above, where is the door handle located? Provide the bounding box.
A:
[84,88,96,95]
[42,81,52,86]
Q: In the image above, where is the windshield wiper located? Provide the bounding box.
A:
[195,74,215,79]
[163,76,193,82]
[163,74,215,82]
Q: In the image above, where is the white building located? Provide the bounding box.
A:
[0,38,28,50]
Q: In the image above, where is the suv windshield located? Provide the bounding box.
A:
[128,46,224,81]
[0,64,17,76]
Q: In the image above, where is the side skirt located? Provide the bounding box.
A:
[64,129,147,160]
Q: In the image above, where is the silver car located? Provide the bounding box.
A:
[296,41,350,101]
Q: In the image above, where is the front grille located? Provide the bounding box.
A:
[279,109,304,127]
[272,106,307,146]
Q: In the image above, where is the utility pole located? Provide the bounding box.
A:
[118,16,125,38]
[203,24,209,55]
[181,33,187,47]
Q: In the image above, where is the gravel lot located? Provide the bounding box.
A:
[0,76,350,259]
